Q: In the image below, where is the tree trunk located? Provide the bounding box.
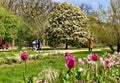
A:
[65,42,68,49]
[12,39,14,49]
[117,39,120,52]
[109,45,115,52]
[43,39,45,47]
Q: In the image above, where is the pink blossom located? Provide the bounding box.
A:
[65,52,70,57]
[91,61,97,67]
[85,58,91,64]
[104,52,110,56]
[87,54,92,60]
[78,58,84,66]
[109,57,115,62]
[115,52,120,57]
[91,54,99,61]
[100,60,105,67]
[65,53,76,69]
[108,62,114,68]
[104,58,110,64]
[21,52,28,61]
[100,57,103,61]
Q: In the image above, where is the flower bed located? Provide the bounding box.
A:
[63,52,120,83]
[29,52,120,83]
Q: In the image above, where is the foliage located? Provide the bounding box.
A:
[1,0,57,45]
[0,7,20,40]
[0,6,32,49]
[46,3,90,48]
[94,0,120,52]
[16,22,32,50]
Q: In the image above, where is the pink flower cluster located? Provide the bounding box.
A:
[100,56,115,69]
[64,52,120,70]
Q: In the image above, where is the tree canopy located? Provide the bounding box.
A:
[0,7,20,40]
[46,3,90,49]
[92,0,120,52]
[1,0,57,46]
[0,7,32,50]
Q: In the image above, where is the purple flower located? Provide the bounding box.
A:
[21,52,28,61]
[91,54,98,61]
[65,52,70,57]
[65,53,76,69]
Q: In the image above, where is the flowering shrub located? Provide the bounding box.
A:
[63,52,120,83]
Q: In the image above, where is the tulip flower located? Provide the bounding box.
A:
[100,59,105,67]
[78,58,84,66]
[65,52,70,57]
[91,61,97,67]
[115,52,120,57]
[65,53,76,69]
[21,52,28,61]
[103,52,110,56]
[90,54,98,61]
[21,52,28,83]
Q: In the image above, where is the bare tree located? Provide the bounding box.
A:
[95,0,120,52]
[79,3,93,14]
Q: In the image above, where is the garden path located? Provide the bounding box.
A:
[42,48,101,56]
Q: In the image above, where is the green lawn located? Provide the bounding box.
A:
[0,49,110,83]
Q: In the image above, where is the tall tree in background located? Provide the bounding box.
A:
[46,3,90,49]
[0,7,21,48]
[93,0,120,52]
[79,3,93,14]
[1,0,57,46]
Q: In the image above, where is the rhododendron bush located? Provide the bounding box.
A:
[63,52,120,83]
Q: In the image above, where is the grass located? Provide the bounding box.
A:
[0,59,65,83]
[0,47,113,83]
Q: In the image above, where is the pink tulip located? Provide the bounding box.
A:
[87,54,92,60]
[91,54,98,61]
[65,53,76,69]
[104,52,110,56]
[65,52,70,57]
[85,58,91,64]
[104,58,110,64]
[109,57,115,62]
[115,52,120,57]
[91,61,97,67]
[100,60,105,67]
[100,57,103,61]
[78,58,84,66]
[108,62,114,68]
[21,52,28,61]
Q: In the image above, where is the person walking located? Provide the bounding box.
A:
[37,39,41,51]
[32,40,37,51]
[88,36,94,51]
